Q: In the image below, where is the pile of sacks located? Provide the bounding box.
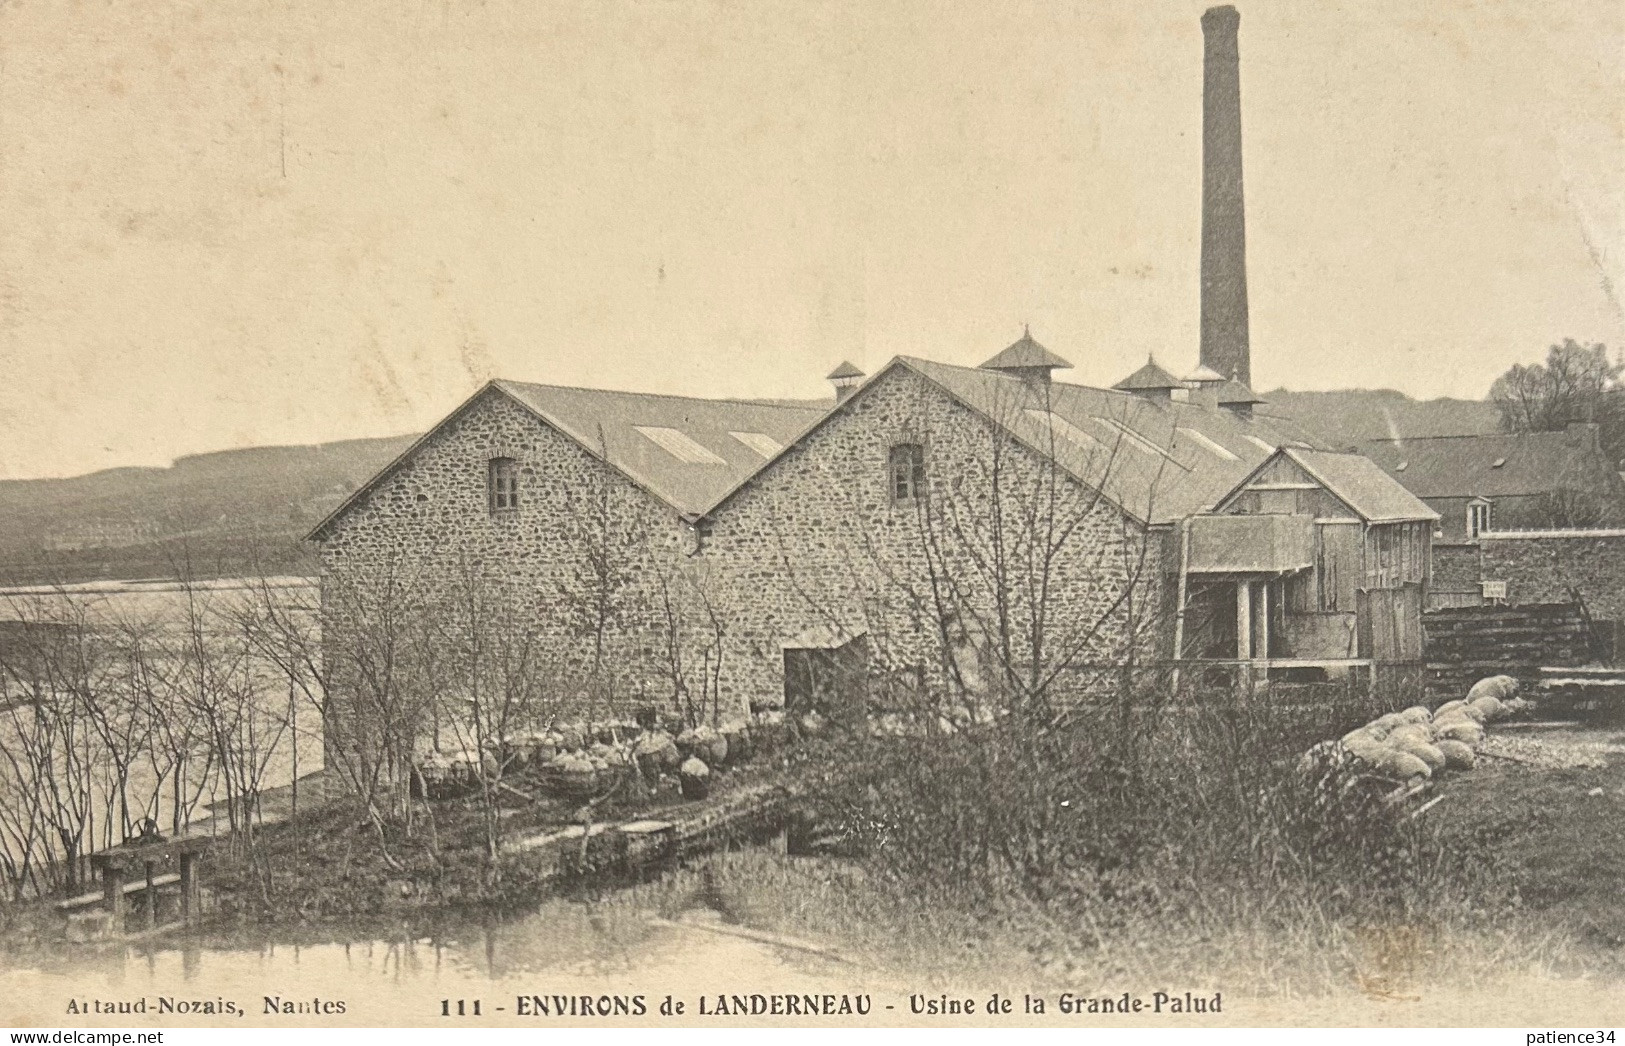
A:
[634,710,790,801]
[1332,675,1529,782]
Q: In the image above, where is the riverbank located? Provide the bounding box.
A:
[202,758,790,922]
[192,727,1625,998]
[8,723,1624,1003]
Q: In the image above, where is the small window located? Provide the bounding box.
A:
[1469,500,1491,538]
[488,457,520,513]
[889,443,926,503]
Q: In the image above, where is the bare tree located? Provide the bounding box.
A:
[1491,339,1625,462]
[765,376,1175,899]
[236,560,438,868]
[430,559,568,868]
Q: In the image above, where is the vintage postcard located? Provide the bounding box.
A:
[0,0,1622,1032]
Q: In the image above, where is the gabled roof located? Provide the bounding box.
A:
[1113,357,1183,391]
[692,355,1309,526]
[1278,447,1438,522]
[307,381,827,539]
[979,330,1073,373]
[900,358,1319,523]
[1362,430,1619,500]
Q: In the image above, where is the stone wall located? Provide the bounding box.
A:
[316,387,705,732]
[1478,530,1625,628]
[1429,541,1482,607]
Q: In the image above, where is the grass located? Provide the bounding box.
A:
[570,726,1625,1001]
[1429,728,1625,972]
[12,720,1623,1007]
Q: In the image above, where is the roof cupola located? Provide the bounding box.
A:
[978,327,1073,384]
[1112,355,1183,404]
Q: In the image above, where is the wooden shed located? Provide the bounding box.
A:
[1174,447,1440,667]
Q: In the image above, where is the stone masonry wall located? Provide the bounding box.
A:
[1479,530,1625,634]
[316,388,705,726]
[317,371,1170,744]
[699,365,1166,707]
[1429,541,1482,607]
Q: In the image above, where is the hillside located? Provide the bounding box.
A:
[0,435,415,585]
[0,388,1505,586]
[1259,388,1502,450]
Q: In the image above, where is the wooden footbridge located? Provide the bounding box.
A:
[55,834,213,942]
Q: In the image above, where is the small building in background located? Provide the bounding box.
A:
[1363,424,1625,542]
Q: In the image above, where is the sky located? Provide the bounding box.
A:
[0,0,1621,481]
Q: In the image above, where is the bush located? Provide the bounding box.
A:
[788,668,1478,928]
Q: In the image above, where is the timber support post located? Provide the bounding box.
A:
[179,852,196,924]
[101,865,124,934]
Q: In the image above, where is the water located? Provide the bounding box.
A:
[0,890,870,1025]
[0,582,877,1024]
[0,578,325,876]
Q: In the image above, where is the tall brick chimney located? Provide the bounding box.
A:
[1199,5,1250,388]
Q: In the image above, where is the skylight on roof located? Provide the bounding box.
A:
[729,431,783,457]
[1491,457,1507,468]
[1242,434,1276,454]
[633,426,727,465]
[1024,409,1105,453]
[1175,427,1240,462]
[1094,417,1190,470]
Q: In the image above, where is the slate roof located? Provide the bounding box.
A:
[308,381,827,536]
[311,351,1423,541]
[827,361,865,380]
[882,357,1319,524]
[495,381,827,515]
[1279,448,1438,523]
[1113,357,1184,391]
[1362,431,1617,499]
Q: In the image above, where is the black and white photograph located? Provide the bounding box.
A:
[0,0,1621,1030]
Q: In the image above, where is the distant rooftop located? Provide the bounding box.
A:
[1364,428,1618,500]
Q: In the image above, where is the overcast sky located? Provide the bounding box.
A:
[0,0,1620,480]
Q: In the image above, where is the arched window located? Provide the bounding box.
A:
[488,457,520,513]
[889,443,925,503]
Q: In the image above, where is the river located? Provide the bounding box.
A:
[0,578,324,871]
[0,581,884,1026]
[0,875,879,1026]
